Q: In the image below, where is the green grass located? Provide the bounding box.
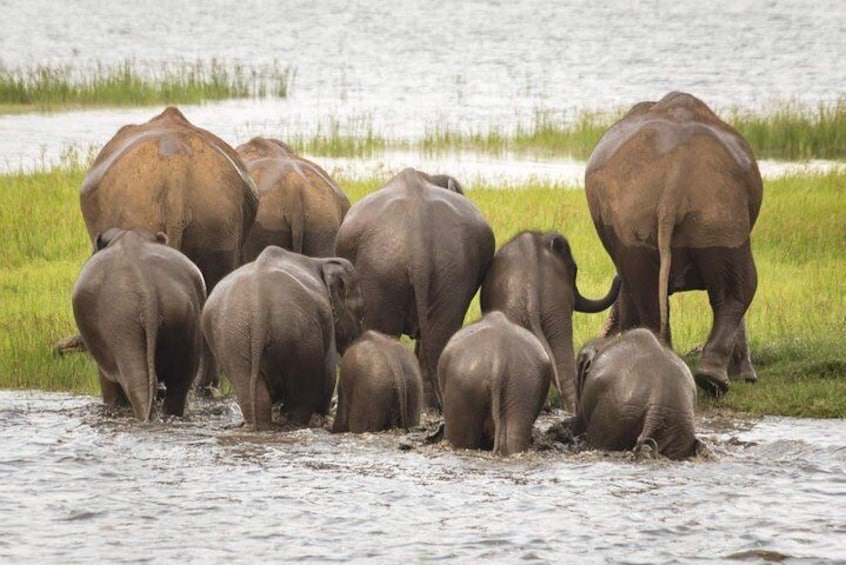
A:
[0,59,292,110]
[2,166,844,417]
[285,100,845,161]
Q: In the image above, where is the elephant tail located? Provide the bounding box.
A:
[657,215,674,344]
[290,187,306,255]
[491,373,507,456]
[142,308,159,423]
[248,279,267,430]
[411,260,439,409]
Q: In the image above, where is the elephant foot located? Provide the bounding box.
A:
[694,362,730,398]
[729,364,758,383]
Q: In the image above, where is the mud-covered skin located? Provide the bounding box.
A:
[335,168,495,409]
[480,230,619,412]
[438,311,553,456]
[333,330,424,433]
[585,91,763,397]
[72,228,207,422]
[201,247,365,430]
[574,328,702,460]
[236,137,351,261]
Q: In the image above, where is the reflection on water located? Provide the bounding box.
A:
[1,391,843,562]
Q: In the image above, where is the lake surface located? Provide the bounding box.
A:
[0,0,843,176]
[1,391,844,563]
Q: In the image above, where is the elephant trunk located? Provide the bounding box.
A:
[574,274,621,314]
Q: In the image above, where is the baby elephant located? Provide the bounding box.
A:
[574,328,702,460]
[438,311,553,456]
[72,228,207,421]
[332,331,424,433]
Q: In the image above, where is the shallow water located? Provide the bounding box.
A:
[1,391,844,562]
[0,0,843,175]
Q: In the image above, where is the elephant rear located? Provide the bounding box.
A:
[439,312,552,456]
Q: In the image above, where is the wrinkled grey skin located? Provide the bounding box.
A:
[335,168,495,409]
[438,311,553,456]
[236,137,351,261]
[332,330,423,433]
[480,230,620,412]
[72,228,207,421]
[585,91,763,397]
[202,247,365,430]
[574,328,702,460]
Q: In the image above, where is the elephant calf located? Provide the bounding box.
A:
[332,331,424,433]
[438,312,553,456]
[574,328,702,460]
[202,247,365,430]
[72,228,207,421]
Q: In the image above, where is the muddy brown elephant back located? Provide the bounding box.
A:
[335,168,495,409]
[80,107,259,293]
[236,137,351,261]
[585,91,763,397]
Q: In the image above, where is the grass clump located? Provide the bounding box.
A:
[0,59,293,111]
[2,165,844,418]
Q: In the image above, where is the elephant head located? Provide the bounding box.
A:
[549,234,620,313]
[320,258,366,353]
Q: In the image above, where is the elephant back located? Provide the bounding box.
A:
[79,107,259,285]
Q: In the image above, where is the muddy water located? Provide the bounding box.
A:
[1,391,843,562]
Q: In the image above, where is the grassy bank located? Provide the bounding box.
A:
[282,100,846,162]
[0,60,292,110]
[1,167,844,417]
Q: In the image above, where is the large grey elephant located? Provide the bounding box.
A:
[438,311,553,456]
[335,168,495,409]
[236,137,351,261]
[72,228,207,421]
[202,247,365,430]
[332,330,423,433]
[574,328,702,460]
[585,91,763,396]
[480,230,619,412]
[79,106,259,389]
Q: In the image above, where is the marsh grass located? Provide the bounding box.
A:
[0,59,293,109]
[2,167,844,417]
[287,100,845,162]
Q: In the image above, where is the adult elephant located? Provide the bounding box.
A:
[584,91,763,397]
[574,328,703,460]
[202,247,365,430]
[236,137,351,261]
[335,168,495,409]
[72,228,206,422]
[80,106,259,389]
[439,311,553,456]
[480,231,619,413]
[80,106,259,293]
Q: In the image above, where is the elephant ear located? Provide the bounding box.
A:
[550,234,577,273]
[320,259,351,322]
[575,341,599,407]
[93,228,123,253]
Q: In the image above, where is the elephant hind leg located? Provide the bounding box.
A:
[728,318,757,383]
[693,243,757,396]
[99,370,130,411]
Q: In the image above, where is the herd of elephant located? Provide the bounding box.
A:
[66,91,763,460]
